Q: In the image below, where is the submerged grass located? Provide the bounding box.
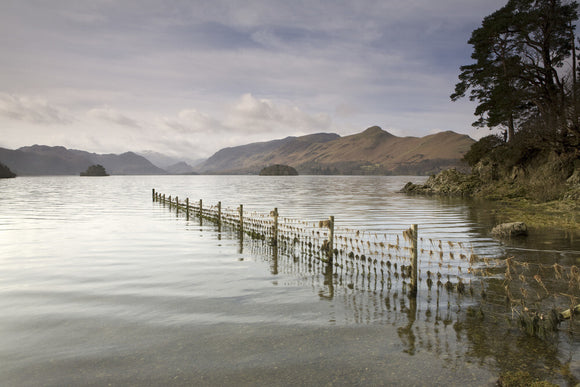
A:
[488,197,579,230]
[498,370,557,387]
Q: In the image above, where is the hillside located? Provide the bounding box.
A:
[0,145,166,175]
[138,150,204,170]
[198,133,339,174]
[164,162,197,174]
[198,126,474,175]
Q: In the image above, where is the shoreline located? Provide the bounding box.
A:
[401,168,579,231]
[486,197,579,230]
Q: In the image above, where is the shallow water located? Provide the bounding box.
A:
[0,176,578,386]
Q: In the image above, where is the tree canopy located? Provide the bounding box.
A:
[80,164,109,176]
[259,164,298,176]
[0,162,16,178]
[452,0,579,145]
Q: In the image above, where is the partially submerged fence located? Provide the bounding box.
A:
[152,188,579,338]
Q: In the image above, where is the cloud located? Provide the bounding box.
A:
[148,94,334,157]
[0,1,510,159]
[225,93,331,134]
[0,93,72,125]
[87,107,140,128]
[161,108,223,134]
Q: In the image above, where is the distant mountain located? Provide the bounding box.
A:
[198,126,474,175]
[0,127,474,176]
[0,145,166,175]
[198,133,340,174]
[164,161,197,174]
[138,150,205,170]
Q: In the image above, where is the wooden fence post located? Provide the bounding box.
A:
[411,224,418,297]
[328,216,334,262]
[239,204,244,232]
[271,208,279,246]
[217,201,222,226]
[199,199,203,219]
[185,198,189,220]
[152,188,155,201]
[168,195,172,209]
[175,196,179,214]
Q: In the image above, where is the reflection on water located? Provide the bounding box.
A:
[248,234,579,384]
[0,176,578,386]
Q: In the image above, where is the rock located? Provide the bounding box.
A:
[400,181,428,194]
[400,169,482,196]
[491,222,528,238]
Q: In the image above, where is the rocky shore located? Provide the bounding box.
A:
[401,169,481,197]
[401,153,580,230]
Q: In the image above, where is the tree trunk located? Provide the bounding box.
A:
[508,114,515,142]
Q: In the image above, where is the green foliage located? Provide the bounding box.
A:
[0,162,16,178]
[463,135,504,166]
[81,164,108,176]
[452,0,579,142]
[470,123,565,170]
[258,164,298,176]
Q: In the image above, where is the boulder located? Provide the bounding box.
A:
[491,222,528,238]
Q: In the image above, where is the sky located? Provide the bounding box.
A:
[0,0,508,160]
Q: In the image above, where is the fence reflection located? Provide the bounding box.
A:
[153,189,579,382]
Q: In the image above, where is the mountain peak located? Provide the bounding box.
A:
[363,126,383,134]
[361,126,393,137]
[198,125,474,175]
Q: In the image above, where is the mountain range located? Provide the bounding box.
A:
[0,145,166,175]
[0,126,474,176]
[197,126,474,175]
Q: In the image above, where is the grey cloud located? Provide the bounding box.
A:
[0,0,509,158]
[161,109,224,134]
[87,107,141,128]
[225,93,332,134]
[0,93,72,125]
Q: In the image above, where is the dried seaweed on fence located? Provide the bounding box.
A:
[154,191,579,326]
[505,258,514,282]
[402,227,414,243]
[534,274,549,295]
[570,266,580,289]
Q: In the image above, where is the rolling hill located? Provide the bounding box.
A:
[0,126,474,176]
[198,126,474,175]
[0,145,166,175]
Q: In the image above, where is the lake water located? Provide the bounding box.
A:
[0,175,578,386]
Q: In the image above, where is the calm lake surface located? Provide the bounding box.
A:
[1,175,578,386]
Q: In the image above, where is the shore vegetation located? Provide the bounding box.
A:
[403,0,580,229]
[0,162,16,178]
[80,164,109,176]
